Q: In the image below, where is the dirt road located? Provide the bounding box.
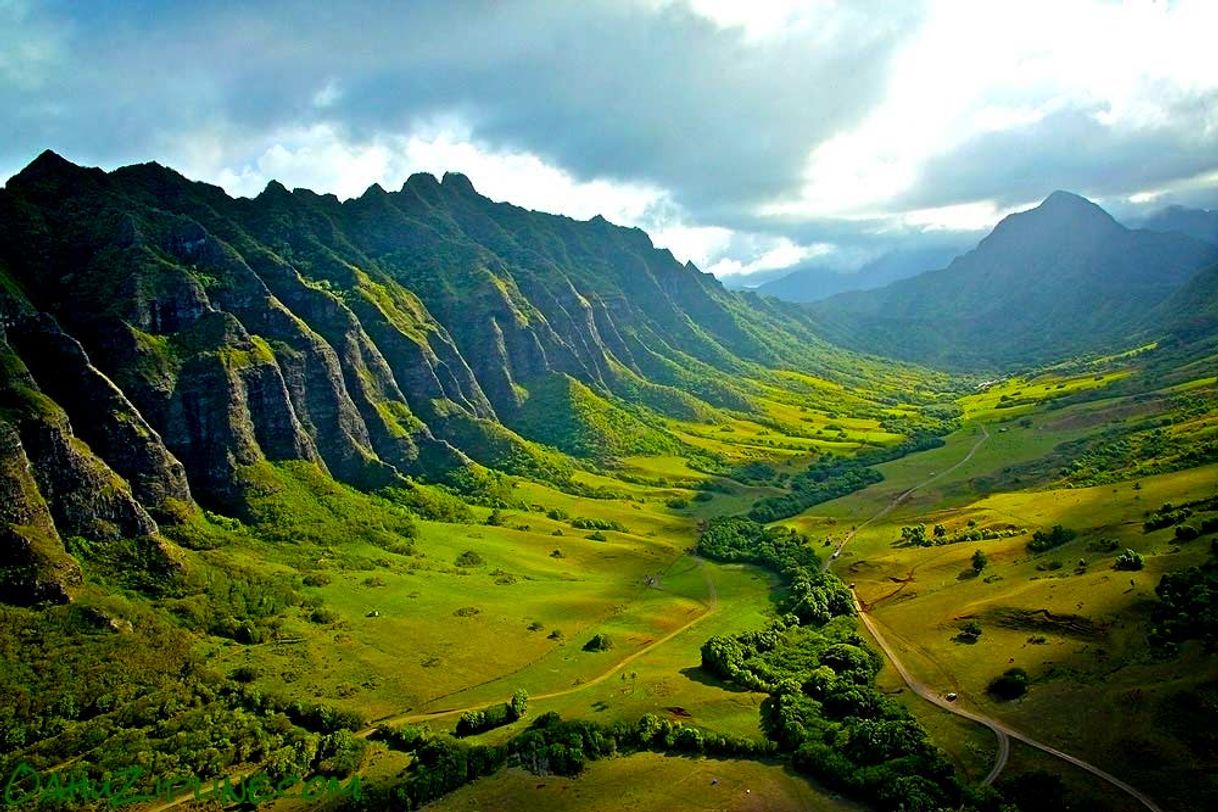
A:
[835,422,1162,810]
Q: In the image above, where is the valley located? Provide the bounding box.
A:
[0,153,1215,812]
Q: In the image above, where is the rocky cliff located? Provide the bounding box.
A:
[0,151,859,602]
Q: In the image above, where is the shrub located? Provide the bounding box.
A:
[987,668,1029,700]
[1176,525,1200,542]
[455,550,484,567]
[1028,525,1076,553]
[583,634,613,652]
[1114,549,1145,571]
[957,620,983,643]
[309,607,339,624]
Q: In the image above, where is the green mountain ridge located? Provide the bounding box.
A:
[0,150,934,604]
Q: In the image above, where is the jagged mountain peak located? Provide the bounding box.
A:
[6,149,99,196]
[259,178,291,198]
[440,171,477,195]
[0,149,857,603]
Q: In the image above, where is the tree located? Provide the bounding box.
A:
[987,668,1029,700]
[933,524,947,540]
[1114,549,1145,571]
[971,549,988,573]
[583,633,613,652]
[957,620,983,642]
[509,689,529,720]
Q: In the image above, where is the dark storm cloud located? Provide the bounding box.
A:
[0,0,917,222]
[2,0,1216,279]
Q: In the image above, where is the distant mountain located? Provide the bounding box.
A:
[0,151,903,602]
[807,191,1218,370]
[1138,204,1218,246]
[757,244,970,303]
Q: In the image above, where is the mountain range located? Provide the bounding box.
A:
[0,151,904,603]
[754,243,972,303]
[804,191,1218,369]
[3,154,1217,604]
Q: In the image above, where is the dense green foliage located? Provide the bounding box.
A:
[355,712,781,810]
[692,516,978,810]
[1027,524,1077,553]
[748,435,946,523]
[1150,544,1218,650]
[454,690,528,737]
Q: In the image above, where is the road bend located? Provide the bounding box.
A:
[832,422,1162,810]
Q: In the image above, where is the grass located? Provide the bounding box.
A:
[432,751,860,812]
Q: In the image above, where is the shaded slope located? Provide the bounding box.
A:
[808,192,1218,370]
[0,151,940,603]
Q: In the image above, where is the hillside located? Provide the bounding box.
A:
[807,191,1218,369]
[0,151,940,604]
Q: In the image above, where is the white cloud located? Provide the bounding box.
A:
[647,224,734,268]
[894,200,1030,233]
[706,237,832,278]
[762,0,1218,224]
[312,78,342,109]
[173,121,814,281]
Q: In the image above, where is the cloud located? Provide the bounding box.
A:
[760,0,1218,228]
[1,0,1216,283]
[172,120,806,278]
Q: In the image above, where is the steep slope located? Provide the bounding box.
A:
[0,151,937,601]
[1152,263,1218,346]
[808,191,1218,369]
[757,243,968,303]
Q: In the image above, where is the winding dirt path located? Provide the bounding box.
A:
[369,556,720,729]
[824,423,991,571]
[833,422,1163,810]
[146,556,721,811]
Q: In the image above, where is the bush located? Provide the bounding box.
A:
[957,620,983,642]
[1028,525,1076,553]
[987,668,1029,700]
[455,550,484,567]
[309,607,339,624]
[1176,525,1200,542]
[1114,549,1145,571]
[666,497,689,509]
[583,634,613,652]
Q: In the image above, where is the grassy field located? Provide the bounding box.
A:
[800,359,1218,810]
[435,752,860,812]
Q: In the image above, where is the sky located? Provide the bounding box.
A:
[2,0,1217,282]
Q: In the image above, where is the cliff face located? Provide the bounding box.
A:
[0,151,855,602]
